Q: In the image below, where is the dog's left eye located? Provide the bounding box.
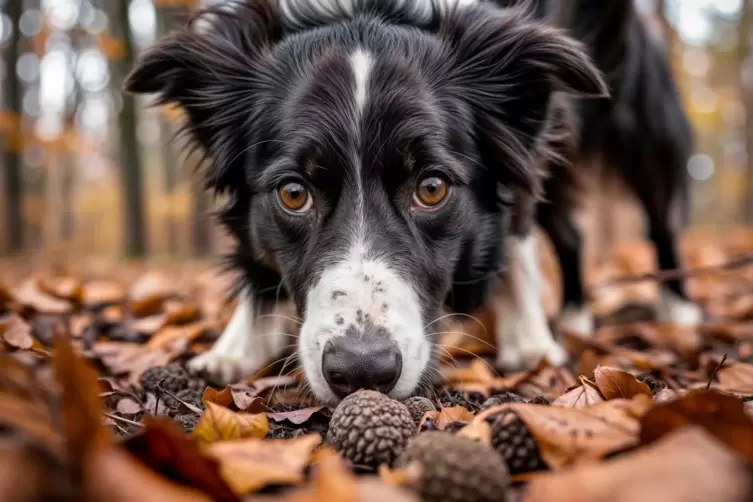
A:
[413,176,449,208]
[278,181,313,213]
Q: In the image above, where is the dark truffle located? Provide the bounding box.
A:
[488,409,545,474]
[139,363,189,393]
[403,396,437,424]
[326,390,416,469]
[479,392,525,411]
[396,431,509,502]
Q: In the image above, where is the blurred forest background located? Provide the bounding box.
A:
[0,0,751,259]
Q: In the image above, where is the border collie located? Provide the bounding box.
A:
[125,0,701,404]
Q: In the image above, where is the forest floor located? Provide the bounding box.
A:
[2,229,753,502]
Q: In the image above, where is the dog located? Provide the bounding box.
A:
[125,0,701,404]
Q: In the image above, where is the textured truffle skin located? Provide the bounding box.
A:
[326,390,416,469]
[488,409,545,474]
[397,431,509,502]
[139,364,188,393]
[403,396,437,424]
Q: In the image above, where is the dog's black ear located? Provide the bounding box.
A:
[124,0,281,193]
[444,6,607,198]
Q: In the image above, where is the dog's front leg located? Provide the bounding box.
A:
[188,291,295,386]
[492,234,568,371]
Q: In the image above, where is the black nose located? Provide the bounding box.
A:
[322,335,402,399]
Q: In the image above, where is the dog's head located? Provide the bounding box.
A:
[125,0,605,404]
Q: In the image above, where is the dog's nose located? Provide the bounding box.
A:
[322,335,402,399]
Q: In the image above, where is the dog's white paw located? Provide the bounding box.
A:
[187,351,263,386]
[558,305,595,336]
[657,287,703,327]
[495,309,568,371]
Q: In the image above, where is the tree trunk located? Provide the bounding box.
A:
[2,0,24,253]
[741,1,753,222]
[113,0,148,257]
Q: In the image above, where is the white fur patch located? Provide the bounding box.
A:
[350,50,373,115]
[657,287,703,327]
[493,235,568,371]
[299,250,430,404]
[187,291,295,385]
[558,304,595,336]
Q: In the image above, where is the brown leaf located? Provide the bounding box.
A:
[147,322,207,350]
[205,433,321,495]
[378,462,421,490]
[594,366,652,400]
[131,314,167,335]
[92,342,178,384]
[116,398,143,415]
[203,385,234,407]
[14,279,72,314]
[231,389,269,412]
[552,380,605,408]
[122,418,237,502]
[164,299,201,325]
[0,314,35,350]
[522,427,752,502]
[423,405,474,431]
[82,280,126,306]
[52,333,113,461]
[716,363,753,395]
[37,275,82,301]
[267,407,326,425]
[456,418,492,446]
[639,389,753,464]
[441,359,497,385]
[193,402,270,443]
[476,395,653,468]
[129,272,176,317]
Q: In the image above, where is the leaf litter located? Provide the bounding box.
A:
[3,235,753,501]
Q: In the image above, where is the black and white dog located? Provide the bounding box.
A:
[125,0,701,404]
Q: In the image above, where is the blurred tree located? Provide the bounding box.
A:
[112,0,148,257]
[2,0,24,253]
[742,0,753,222]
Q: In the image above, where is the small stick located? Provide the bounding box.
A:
[591,252,753,289]
[706,354,728,390]
[103,412,145,429]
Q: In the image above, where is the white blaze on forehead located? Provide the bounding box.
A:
[350,49,373,115]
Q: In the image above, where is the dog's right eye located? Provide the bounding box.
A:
[277,182,313,213]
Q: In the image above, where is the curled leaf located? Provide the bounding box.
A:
[193,402,269,443]
[594,366,652,400]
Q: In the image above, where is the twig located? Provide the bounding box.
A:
[591,251,753,290]
[103,412,145,429]
[706,354,728,390]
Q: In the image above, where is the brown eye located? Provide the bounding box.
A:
[414,176,449,208]
[278,182,312,213]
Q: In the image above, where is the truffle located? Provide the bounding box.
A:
[139,363,189,393]
[173,413,200,433]
[488,409,545,474]
[326,390,416,469]
[396,431,509,502]
[479,392,525,411]
[403,396,437,424]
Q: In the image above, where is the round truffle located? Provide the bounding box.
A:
[139,363,189,393]
[396,431,509,502]
[479,392,525,411]
[326,390,416,469]
[403,396,437,424]
[488,409,545,474]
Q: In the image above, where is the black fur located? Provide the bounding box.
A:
[124,0,606,323]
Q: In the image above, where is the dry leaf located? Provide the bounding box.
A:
[456,418,492,445]
[116,398,143,415]
[37,275,82,302]
[14,279,72,314]
[423,406,474,430]
[164,299,201,325]
[203,385,234,407]
[147,322,207,350]
[205,433,321,495]
[130,272,176,317]
[523,427,752,502]
[640,389,753,464]
[132,314,168,335]
[122,418,237,502]
[552,381,605,408]
[82,280,126,306]
[267,407,326,425]
[193,402,270,443]
[441,359,497,385]
[378,462,421,490]
[716,363,753,394]
[0,314,35,350]
[594,366,652,400]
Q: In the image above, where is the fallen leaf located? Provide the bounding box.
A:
[82,280,126,307]
[122,418,237,501]
[267,407,326,425]
[476,395,653,468]
[441,359,497,385]
[116,398,143,415]
[553,380,606,408]
[92,342,178,384]
[0,314,35,350]
[640,389,753,464]
[193,402,270,443]
[716,363,753,395]
[205,433,321,495]
[131,314,167,335]
[14,279,72,314]
[423,406,474,430]
[203,385,234,407]
[594,366,652,400]
[378,462,421,490]
[456,417,492,446]
[37,275,82,302]
[231,389,269,412]
[129,272,176,317]
[147,322,207,350]
[164,299,201,325]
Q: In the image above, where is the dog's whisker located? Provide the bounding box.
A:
[255,313,303,325]
[427,330,497,352]
[424,312,488,335]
